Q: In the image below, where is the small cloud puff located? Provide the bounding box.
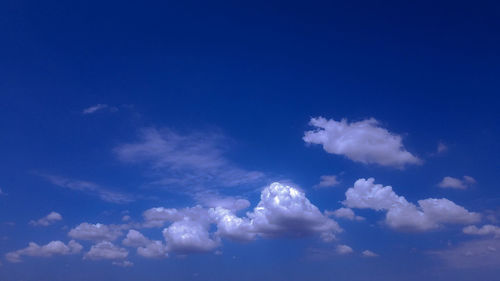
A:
[29,211,62,226]
[304,117,421,168]
[438,176,476,190]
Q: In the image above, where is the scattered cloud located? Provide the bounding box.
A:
[6,240,82,263]
[437,141,448,154]
[114,128,265,193]
[303,117,421,168]
[362,250,378,257]
[69,223,124,241]
[343,178,480,231]
[325,208,364,221]
[463,225,500,237]
[112,260,134,267]
[314,175,340,189]
[29,211,62,226]
[431,238,500,269]
[84,242,128,260]
[438,176,476,190]
[39,174,134,204]
[82,104,117,115]
[336,244,353,255]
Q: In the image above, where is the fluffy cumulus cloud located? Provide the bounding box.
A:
[122,230,167,258]
[246,182,342,241]
[143,182,341,253]
[162,220,219,253]
[69,223,123,241]
[84,242,128,260]
[29,211,62,226]
[344,178,480,231]
[438,176,476,190]
[325,208,364,221]
[209,207,256,241]
[303,117,421,168]
[6,240,82,262]
[463,225,500,237]
[314,175,340,188]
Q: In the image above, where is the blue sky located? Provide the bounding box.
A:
[1,1,499,280]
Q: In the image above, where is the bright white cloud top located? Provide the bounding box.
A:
[463,225,500,237]
[343,178,480,231]
[303,117,421,168]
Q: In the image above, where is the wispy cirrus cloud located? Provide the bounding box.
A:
[38,174,134,204]
[82,104,118,115]
[114,128,265,193]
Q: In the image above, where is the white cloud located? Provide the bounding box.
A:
[336,244,353,255]
[40,174,134,204]
[29,211,62,226]
[137,240,168,258]
[437,141,448,154]
[246,182,342,242]
[431,238,500,269]
[209,207,256,241]
[325,208,364,221]
[112,260,134,267]
[314,175,340,188]
[114,128,264,192]
[362,250,378,257]
[344,178,480,231]
[196,195,251,212]
[142,206,210,228]
[84,242,128,260]
[69,223,123,241]
[122,229,150,247]
[438,176,476,190]
[162,220,219,253]
[303,117,421,168]
[6,240,82,263]
[145,182,341,247]
[463,225,500,237]
[122,230,168,258]
[82,104,109,114]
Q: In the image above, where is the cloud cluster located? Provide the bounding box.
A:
[140,182,342,253]
[438,176,476,190]
[69,223,124,241]
[343,178,480,231]
[303,117,421,168]
[463,225,500,237]
[29,211,62,226]
[84,242,128,260]
[6,240,82,262]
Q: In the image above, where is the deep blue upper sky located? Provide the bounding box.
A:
[0,1,499,280]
